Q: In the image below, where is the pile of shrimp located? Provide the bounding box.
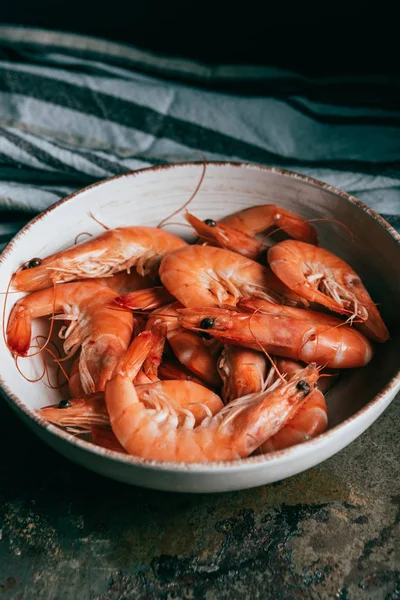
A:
[4,182,389,463]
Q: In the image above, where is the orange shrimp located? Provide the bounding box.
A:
[178,301,373,368]
[115,286,175,312]
[260,358,328,453]
[41,381,223,434]
[7,282,134,393]
[146,302,222,388]
[185,212,267,260]
[221,205,318,244]
[159,245,303,309]
[218,346,267,404]
[12,226,187,292]
[268,240,388,342]
[185,204,317,260]
[105,363,320,462]
[260,389,327,453]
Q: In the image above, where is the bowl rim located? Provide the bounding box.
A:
[1,160,399,473]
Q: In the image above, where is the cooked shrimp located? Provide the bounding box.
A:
[268,240,388,342]
[12,226,187,292]
[260,358,328,453]
[221,204,318,244]
[159,245,303,309]
[115,287,175,312]
[218,346,267,404]
[178,301,373,368]
[147,302,221,388]
[41,378,224,438]
[105,363,319,462]
[185,212,266,260]
[7,281,134,393]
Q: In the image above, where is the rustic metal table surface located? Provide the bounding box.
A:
[0,391,398,600]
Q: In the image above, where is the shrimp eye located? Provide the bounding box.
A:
[200,317,215,329]
[204,219,216,227]
[23,258,42,270]
[199,317,215,340]
[58,399,71,409]
[296,380,310,394]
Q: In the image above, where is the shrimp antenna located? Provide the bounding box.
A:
[33,335,67,390]
[89,212,110,230]
[15,355,47,383]
[42,345,79,396]
[319,372,338,378]
[247,307,286,383]
[157,222,193,230]
[157,153,207,229]
[74,232,93,245]
[305,218,355,243]
[22,281,58,359]
[264,218,354,245]
[15,333,74,394]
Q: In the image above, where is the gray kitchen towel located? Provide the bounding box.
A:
[0,25,399,250]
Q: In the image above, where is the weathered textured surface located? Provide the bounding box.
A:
[0,395,398,600]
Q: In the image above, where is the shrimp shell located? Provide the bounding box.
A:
[268,240,388,342]
[178,302,373,369]
[6,281,134,393]
[104,364,320,462]
[12,226,187,292]
[159,245,302,308]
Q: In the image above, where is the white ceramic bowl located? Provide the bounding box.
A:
[0,162,399,493]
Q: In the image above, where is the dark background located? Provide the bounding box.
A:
[0,4,396,76]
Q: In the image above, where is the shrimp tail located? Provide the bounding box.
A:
[80,335,131,394]
[115,330,155,380]
[6,304,32,356]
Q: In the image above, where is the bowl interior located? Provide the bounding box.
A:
[0,163,399,445]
